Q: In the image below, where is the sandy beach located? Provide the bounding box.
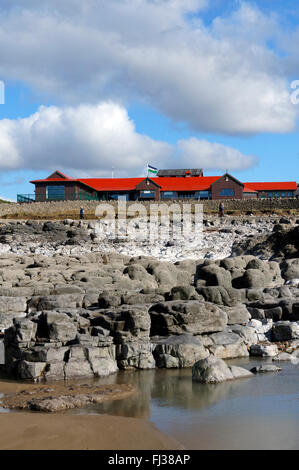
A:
[0,413,181,450]
[0,378,181,450]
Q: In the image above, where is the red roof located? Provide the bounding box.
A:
[243,186,258,193]
[245,182,297,191]
[78,178,145,191]
[157,176,219,191]
[31,175,221,191]
[30,171,297,193]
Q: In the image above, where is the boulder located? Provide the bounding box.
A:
[167,286,200,301]
[0,296,27,313]
[208,331,249,359]
[192,356,253,384]
[280,259,299,281]
[37,312,78,343]
[222,304,251,325]
[153,334,209,368]
[93,305,151,343]
[5,319,37,345]
[272,321,299,341]
[229,325,258,346]
[116,342,155,370]
[196,264,232,289]
[196,286,246,306]
[149,300,227,336]
[17,360,46,381]
[250,365,281,373]
[249,343,278,357]
[64,358,94,378]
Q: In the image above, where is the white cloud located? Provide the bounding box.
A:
[0,1,296,134]
[175,137,257,171]
[0,102,257,175]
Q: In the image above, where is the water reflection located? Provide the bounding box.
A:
[77,365,254,418]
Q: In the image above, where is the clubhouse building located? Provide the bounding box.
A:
[18,169,298,202]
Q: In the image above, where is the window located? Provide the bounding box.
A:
[139,190,155,198]
[161,191,178,199]
[108,193,129,201]
[198,191,211,200]
[267,192,273,198]
[274,192,280,198]
[281,192,286,198]
[46,185,65,200]
[178,192,196,199]
[288,191,293,197]
[219,188,235,197]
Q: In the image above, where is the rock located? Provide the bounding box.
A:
[230,366,254,379]
[116,342,155,369]
[5,319,37,345]
[149,300,227,336]
[192,356,252,384]
[153,334,209,368]
[98,292,122,308]
[3,383,134,412]
[250,365,281,373]
[247,319,273,335]
[229,325,258,346]
[17,360,47,381]
[167,286,200,301]
[249,343,279,357]
[234,269,266,289]
[264,306,282,322]
[64,358,94,378]
[196,286,246,306]
[272,352,293,361]
[196,264,232,289]
[0,296,27,313]
[280,258,299,281]
[85,345,118,377]
[247,307,265,320]
[93,305,151,343]
[208,331,249,359]
[272,321,299,341]
[37,311,78,343]
[222,304,251,325]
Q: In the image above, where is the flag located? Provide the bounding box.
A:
[147,164,158,176]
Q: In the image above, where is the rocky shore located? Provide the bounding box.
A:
[0,215,297,386]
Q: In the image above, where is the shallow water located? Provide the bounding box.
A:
[1,357,298,449]
[70,357,299,450]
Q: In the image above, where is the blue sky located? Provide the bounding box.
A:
[0,0,298,200]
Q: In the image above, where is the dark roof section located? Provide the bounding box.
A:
[210,173,244,187]
[46,170,74,180]
[157,169,203,177]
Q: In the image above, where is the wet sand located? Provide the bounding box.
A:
[0,378,181,450]
[0,413,181,450]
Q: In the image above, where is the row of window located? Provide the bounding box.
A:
[261,191,294,198]
[46,185,65,200]
[45,186,295,201]
[219,189,235,197]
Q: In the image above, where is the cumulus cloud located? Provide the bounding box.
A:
[0,1,296,134]
[0,102,257,175]
[174,137,257,171]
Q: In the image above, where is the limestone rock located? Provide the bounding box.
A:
[249,343,279,357]
[153,334,209,368]
[192,356,252,384]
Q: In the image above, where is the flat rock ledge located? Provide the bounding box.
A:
[192,356,253,384]
[250,365,281,374]
[1,382,134,412]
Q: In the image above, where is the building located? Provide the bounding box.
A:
[157,168,204,177]
[18,170,298,202]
